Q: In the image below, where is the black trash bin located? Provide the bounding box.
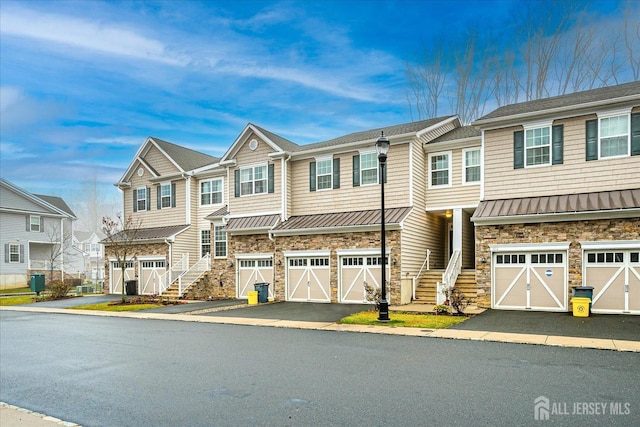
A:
[125,280,138,296]
[254,283,269,303]
[572,286,594,312]
[30,273,45,295]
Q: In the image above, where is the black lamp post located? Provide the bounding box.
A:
[376,131,390,322]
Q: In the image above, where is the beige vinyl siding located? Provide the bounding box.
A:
[425,146,481,210]
[400,209,432,279]
[422,212,446,269]
[172,227,197,267]
[484,113,640,200]
[411,140,427,210]
[145,145,181,176]
[229,134,281,215]
[290,143,412,216]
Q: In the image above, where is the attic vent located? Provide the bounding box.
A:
[248,139,258,151]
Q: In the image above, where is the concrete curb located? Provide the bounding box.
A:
[0,402,80,426]
[2,305,638,352]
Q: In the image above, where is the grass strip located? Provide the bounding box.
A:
[339,311,467,329]
[0,296,37,306]
[67,302,162,312]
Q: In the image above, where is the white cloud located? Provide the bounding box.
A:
[0,7,187,66]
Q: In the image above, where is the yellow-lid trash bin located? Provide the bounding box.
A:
[248,291,259,305]
[571,297,590,317]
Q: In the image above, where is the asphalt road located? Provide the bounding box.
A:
[1,311,638,426]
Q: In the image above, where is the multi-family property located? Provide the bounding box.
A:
[74,231,106,286]
[0,178,80,289]
[106,81,640,315]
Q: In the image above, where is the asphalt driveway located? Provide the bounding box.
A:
[449,309,640,341]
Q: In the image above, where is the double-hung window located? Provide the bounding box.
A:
[240,165,267,196]
[429,152,451,187]
[586,110,639,160]
[599,114,629,158]
[360,152,378,185]
[30,215,41,232]
[160,183,172,208]
[525,126,551,166]
[316,158,333,190]
[136,187,147,211]
[214,225,227,258]
[201,179,223,205]
[463,149,481,184]
[9,243,20,263]
[201,229,211,258]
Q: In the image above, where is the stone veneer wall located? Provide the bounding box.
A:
[103,242,168,294]
[475,218,640,308]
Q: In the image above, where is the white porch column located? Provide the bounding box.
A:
[452,208,463,253]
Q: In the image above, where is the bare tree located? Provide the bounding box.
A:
[102,213,143,303]
[43,222,76,283]
[622,0,640,81]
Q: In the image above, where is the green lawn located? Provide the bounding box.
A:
[67,302,162,312]
[0,287,32,294]
[339,311,467,329]
[0,295,38,306]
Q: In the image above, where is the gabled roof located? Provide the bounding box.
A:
[430,125,481,143]
[251,124,299,151]
[34,194,76,218]
[472,188,640,225]
[473,81,640,126]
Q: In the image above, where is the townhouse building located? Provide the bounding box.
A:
[1,178,78,289]
[105,81,639,315]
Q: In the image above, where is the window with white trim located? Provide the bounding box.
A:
[201,179,223,205]
[316,158,333,190]
[30,215,40,232]
[201,229,211,258]
[429,152,451,187]
[599,114,629,158]
[463,149,481,183]
[360,152,378,185]
[160,183,172,208]
[525,126,551,166]
[9,243,19,263]
[136,187,147,211]
[240,165,267,196]
[214,225,226,258]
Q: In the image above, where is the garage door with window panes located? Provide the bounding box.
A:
[286,257,331,302]
[339,255,389,304]
[584,249,640,314]
[139,259,166,295]
[237,258,273,299]
[493,251,567,311]
[110,261,134,295]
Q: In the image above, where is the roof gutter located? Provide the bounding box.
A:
[271,223,403,237]
[472,208,640,226]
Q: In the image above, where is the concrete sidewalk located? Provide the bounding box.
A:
[0,402,79,426]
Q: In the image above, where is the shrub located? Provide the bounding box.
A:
[47,280,73,300]
[433,304,451,314]
[364,282,381,310]
[446,286,473,315]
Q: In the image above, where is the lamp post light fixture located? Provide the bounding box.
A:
[376,131,390,322]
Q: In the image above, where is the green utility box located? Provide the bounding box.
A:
[30,273,45,295]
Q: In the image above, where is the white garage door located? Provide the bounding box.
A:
[237,256,273,299]
[339,254,389,304]
[584,248,640,314]
[492,250,567,311]
[286,256,331,302]
[109,261,134,295]
[139,259,166,295]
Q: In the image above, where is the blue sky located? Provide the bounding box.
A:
[0,0,631,217]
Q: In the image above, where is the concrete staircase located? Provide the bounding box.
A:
[414,269,477,305]
[161,271,209,301]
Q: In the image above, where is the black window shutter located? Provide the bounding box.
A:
[171,183,176,207]
[552,124,564,165]
[631,113,640,156]
[234,170,240,197]
[4,244,8,263]
[19,244,24,263]
[309,162,316,192]
[40,217,44,232]
[513,130,524,169]
[268,163,274,193]
[157,186,161,209]
[352,155,360,187]
[585,119,598,161]
[133,190,138,212]
[25,216,29,232]
[333,158,340,189]
[146,188,151,211]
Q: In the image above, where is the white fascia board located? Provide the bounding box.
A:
[283,250,331,257]
[289,137,412,161]
[490,242,571,252]
[272,223,402,237]
[580,240,640,250]
[425,204,478,212]
[192,162,223,176]
[228,227,275,236]
[235,253,273,260]
[336,248,393,256]
[424,137,481,153]
[416,116,459,139]
[137,255,167,261]
[472,208,640,226]
[118,137,152,184]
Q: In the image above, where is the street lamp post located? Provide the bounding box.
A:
[376,131,390,322]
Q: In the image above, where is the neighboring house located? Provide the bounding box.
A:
[107,81,639,315]
[74,231,106,284]
[472,81,640,315]
[0,178,78,289]
[108,116,481,304]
